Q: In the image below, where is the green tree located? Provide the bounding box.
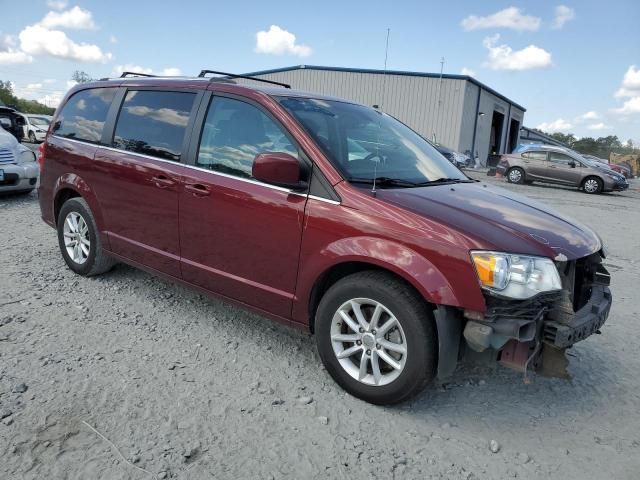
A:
[0,80,55,115]
[71,70,93,83]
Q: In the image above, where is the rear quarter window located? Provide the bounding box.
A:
[53,88,117,143]
[112,90,196,162]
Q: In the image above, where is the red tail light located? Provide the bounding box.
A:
[37,142,46,170]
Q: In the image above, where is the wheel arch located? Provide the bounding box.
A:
[52,173,107,234]
[300,238,461,333]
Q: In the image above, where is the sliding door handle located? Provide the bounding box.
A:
[185,183,210,197]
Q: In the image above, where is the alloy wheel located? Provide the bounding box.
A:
[508,169,522,183]
[584,178,600,193]
[63,212,90,264]
[330,298,407,386]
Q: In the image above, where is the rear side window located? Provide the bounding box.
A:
[53,88,116,143]
[522,151,547,161]
[113,90,196,162]
[196,97,298,179]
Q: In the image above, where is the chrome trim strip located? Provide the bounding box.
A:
[53,135,302,196]
[308,195,340,205]
[52,135,341,203]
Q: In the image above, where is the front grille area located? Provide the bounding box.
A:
[555,252,609,314]
[483,291,561,323]
[0,148,15,164]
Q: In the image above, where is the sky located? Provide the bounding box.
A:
[1,0,639,142]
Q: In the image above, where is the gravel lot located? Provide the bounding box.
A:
[1,169,639,479]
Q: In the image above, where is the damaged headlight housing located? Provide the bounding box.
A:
[470,251,562,299]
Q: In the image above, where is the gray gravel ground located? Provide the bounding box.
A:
[1,171,640,479]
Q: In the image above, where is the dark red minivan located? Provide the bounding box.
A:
[38,72,612,404]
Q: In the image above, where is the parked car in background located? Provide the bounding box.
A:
[434,144,471,168]
[583,154,631,179]
[38,74,612,404]
[0,106,26,142]
[0,127,39,194]
[498,144,628,194]
[21,114,52,143]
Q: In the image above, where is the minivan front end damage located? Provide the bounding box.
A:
[460,251,611,378]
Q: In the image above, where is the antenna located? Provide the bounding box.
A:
[372,28,390,197]
[433,56,445,143]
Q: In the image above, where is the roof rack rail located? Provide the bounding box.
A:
[198,70,291,89]
[120,71,156,78]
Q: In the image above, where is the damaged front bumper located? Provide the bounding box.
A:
[461,252,612,375]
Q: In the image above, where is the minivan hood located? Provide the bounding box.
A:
[376,182,601,260]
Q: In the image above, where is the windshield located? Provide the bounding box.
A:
[278,97,467,186]
[29,117,50,126]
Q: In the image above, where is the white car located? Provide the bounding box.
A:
[21,114,52,143]
[0,127,39,194]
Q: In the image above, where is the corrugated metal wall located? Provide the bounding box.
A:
[239,69,467,150]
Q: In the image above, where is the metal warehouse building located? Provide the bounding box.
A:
[242,65,526,166]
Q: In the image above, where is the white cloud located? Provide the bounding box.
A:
[461,67,476,76]
[482,34,552,71]
[111,65,182,77]
[614,65,640,98]
[40,6,96,30]
[536,118,573,132]
[37,91,65,107]
[109,35,117,44]
[255,25,312,57]
[552,5,575,29]
[0,49,33,65]
[580,111,599,120]
[161,67,182,76]
[462,7,541,32]
[44,78,57,84]
[112,64,153,76]
[19,24,111,62]
[0,34,33,64]
[613,97,640,115]
[46,0,68,10]
[26,83,43,89]
[66,80,78,89]
[586,122,610,130]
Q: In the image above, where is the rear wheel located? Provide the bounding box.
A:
[582,176,603,194]
[507,167,525,184]
[315,271,437,405]
[57,197,115,276]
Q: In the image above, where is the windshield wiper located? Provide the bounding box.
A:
[347,176,421,188]
[416,177,475,185]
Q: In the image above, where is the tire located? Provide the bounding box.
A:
[315,271,437,405]
[57,197,115,276]
[507,167,525,184]
[28,131,36,143]
[582,176,603,194]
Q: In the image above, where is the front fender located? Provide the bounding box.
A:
[293,235,464,325]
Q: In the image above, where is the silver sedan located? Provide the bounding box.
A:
[0,128,39,194]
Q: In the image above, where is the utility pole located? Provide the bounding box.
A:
[433,56,445,144]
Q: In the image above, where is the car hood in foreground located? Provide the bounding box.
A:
[376,182,601,260]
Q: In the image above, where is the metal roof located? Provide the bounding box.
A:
[243,65,526,112]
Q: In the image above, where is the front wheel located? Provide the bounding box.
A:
[28,131,36,143]
[315,271,437,405]
[57,197,115,276]
[507,167,525,184]
[582,176,603,194]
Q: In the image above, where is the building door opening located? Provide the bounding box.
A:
[490,111,505,155]
[508,118,520,153]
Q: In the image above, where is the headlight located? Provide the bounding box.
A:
[18,149,36,164]
[470,251,562,299]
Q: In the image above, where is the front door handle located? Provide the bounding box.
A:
[151,175,175,188]
[185,183,210,197]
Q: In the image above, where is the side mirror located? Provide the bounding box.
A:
[252,152,307,190]
[568,160,576,168]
